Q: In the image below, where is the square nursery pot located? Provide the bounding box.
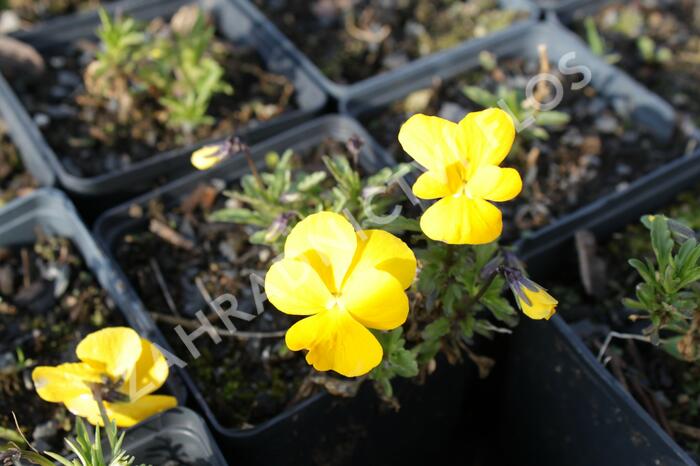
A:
[121,407,227,466]
[346,19,700,248]
[93,115,486,465]
[0,0,327,202]
[0,0,150,30]
[231,0,540,107]
[493,151,700,465]
[0,188,187,410]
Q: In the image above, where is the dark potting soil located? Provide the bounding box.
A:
[544,186,700,457]
[3,0,115,25]
[0,120,36,206]
[361,55,692,243]
[112,138,389,429]
[10,22,296,178]
[0,234,123,453]
[574,0,700,125]
[251,0,528,84]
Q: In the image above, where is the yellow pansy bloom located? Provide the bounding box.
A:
[511,279,558,320]
[265,212,417,377]
[398,108,522,245]
[32,327,177,427]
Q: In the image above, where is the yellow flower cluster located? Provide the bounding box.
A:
[193,107,557,377]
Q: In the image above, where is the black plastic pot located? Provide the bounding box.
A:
[0,0,326,201]
[93,115,486,465]
[232,0,540,108]
[536,0,618,24]
[0,188,187,403]
[347,20,700,247]
[493,160,700,465]
[122,407,227,466]
[346,19,677,140]
[526,0,594,19]
[0,118,54,189]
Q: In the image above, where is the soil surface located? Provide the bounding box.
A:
[361,55,692,242]
[0,120,36,206]
[574,0,700,125]
[113,139,375,429]
[546,187,700,459]
[10,20,295,178]
[1,0,114,27]
[0,234,122,453]
[252,0,528,84]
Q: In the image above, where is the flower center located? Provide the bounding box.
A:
[325,294,347,312]
[453,181,474,199]
[88,379,131,403]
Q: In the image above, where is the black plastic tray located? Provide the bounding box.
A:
[92,115,390,439]
[92,115,487,464]
[0,188,188,408]
[231,0,540,108]
[346,19,678,141]
[495,155,700,466]
[0,0,327,199]
[123,407,227,466]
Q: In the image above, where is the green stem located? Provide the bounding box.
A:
[459,268,499,318]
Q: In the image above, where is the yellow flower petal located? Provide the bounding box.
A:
[284,212,357,293]
[347,230,416,290]
[398,114,462,171]
[191,144,223,170]
[519,286,558,320]
[468,165,522,202]
[420,196,502,245]
[412,167,461,199]
[286,310,382,377]
[76,327,142,381]
[342,268,409,330]
[65,394,177,427]
[119,338,169,399]
[32,363,101,403]
[458,108,515,174]
[265,258,334,315]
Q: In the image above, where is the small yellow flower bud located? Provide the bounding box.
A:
[191,144,224,170]
[512,280,558,320]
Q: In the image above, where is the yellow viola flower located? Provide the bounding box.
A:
[398,108,522,245]
[264,212,417,377]
[191,143,227,170]
[32,327,177,427]
[510,277,558,320]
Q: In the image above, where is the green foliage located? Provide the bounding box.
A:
[1,417,147,466]
[625,215,700,360]
[369,241,518,397]
[636,36,672,64]
[89,7,231,134]
[94,9,144,75]
[209,148,416,252]
[583,16,621,64]
[370,328,419,398]
[462,84,570,141]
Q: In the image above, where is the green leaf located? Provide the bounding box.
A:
[208,208,267,226]
[628,258,654,285]
[584,16,606,57]
[23,451,61,466]
[297,171,327,192]
[534,111,571,127]
[462,86,498,108]
[422,317,451,341]
[650,215,673,271]
[661,336,695,362]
